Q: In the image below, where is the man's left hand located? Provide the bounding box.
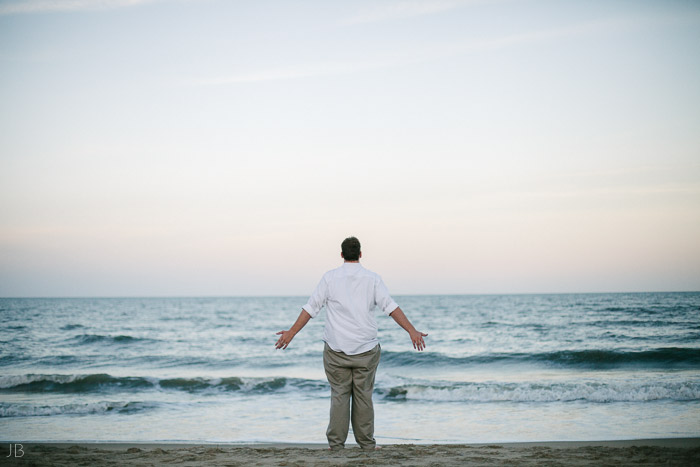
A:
[275,330,295,349]
[409,330,428,351]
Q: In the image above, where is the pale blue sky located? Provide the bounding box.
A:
[1,0,699,296]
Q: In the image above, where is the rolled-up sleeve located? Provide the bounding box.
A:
[302,276,329,318]
[375,276,399,315]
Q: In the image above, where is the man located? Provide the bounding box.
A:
[275,236,427,450]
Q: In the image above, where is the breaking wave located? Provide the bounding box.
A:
[381,347,700,369]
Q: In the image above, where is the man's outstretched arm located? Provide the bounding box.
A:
[389,307,428,351]
[275,309,311,349]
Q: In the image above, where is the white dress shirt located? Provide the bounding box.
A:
[302,262,399,355]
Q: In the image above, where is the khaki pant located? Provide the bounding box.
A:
[323,343,381,450]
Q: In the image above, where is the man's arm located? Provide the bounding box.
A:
[275,309,311,349]
[389,307,428,351]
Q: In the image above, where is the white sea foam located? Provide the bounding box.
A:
[0,401,149,417]
[387,381,700,403]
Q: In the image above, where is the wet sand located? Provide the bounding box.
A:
[3,438,700,466]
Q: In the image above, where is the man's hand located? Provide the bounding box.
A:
[409,329,428,351]
[389,307,428,351]
[275,309,312,350]
[275,330,295,350]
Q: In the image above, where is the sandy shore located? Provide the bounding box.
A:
[4,439,699,466]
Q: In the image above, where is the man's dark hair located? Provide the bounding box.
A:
[341,236,361,261]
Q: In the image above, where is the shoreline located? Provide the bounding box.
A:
[4,438,699,466]
[5,437,700,448]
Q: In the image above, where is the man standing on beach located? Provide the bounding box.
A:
[275,236,427,450]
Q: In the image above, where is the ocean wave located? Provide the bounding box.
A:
[68,334,156,345]
[1,374,698,409]
[376,381,700,403]
[0,374,153,392]
[535,348,700,367]
[0,374,327,395]
[380,347,700,369]
[0,351,318,370]
[0,401,155,418]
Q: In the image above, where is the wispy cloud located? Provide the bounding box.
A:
[193,60,399,86]
[444,17,627,53]
[195,16,644,86]
[0,0,487,19]
[0,0,170,15]
[344,0,487,25]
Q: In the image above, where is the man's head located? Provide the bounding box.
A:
[341,236,361,262]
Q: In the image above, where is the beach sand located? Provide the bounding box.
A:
[4,439,700,466]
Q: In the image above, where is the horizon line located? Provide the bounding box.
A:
[1,290,698,299]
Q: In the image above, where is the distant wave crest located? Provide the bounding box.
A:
[381,347,700,369]
[69,334,155,345]
[0,373,326,395]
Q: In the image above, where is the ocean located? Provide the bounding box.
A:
[1,293,699,444]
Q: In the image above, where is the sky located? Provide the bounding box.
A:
[1,0,699,297]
